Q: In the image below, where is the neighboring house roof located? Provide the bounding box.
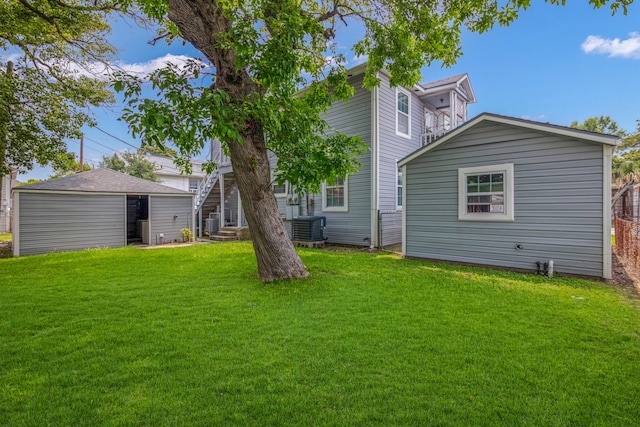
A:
[399,112,620,167]
[421,74,468,90]
[418,73,476,104]
[148,155,204,177]
[14,168,192,195]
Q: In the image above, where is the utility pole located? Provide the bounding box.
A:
[79,134,84,172]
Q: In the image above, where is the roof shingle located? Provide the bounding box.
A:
[15,168,192,195]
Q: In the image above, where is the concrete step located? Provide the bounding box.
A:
[217,230,238,237]
[210,235,239,242]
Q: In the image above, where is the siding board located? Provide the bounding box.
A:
[18,192,125,256]
[404,120,606,277]
[149,196,193,244]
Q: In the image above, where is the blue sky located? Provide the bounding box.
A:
[20,2,640,180]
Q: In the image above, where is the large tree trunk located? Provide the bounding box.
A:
[168,0,309,281]
[228,128,309,281]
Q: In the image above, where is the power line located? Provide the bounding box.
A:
[94,126,139,149]
[67,139,112,156]
[84,136,120,153]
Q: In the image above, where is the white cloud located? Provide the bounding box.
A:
[61,53,204,80]
[581,32,640,59]
[349,54,368,66]
[117,54,200,75]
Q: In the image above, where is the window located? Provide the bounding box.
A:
[272,172,287,197]
[396,88,411,138]
[458,164,514,222]
[188,178,199,193]
[396,167,403,209]
[272,181,287,197]
[322,178,348,212]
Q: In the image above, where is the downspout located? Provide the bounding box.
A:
[370,75,380,249]
[603,144,613,279]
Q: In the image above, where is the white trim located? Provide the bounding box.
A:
[399,113,620,167]
[458,163,514,222]
[194,192,198,239]
[401,165,407,256]
[12,191,19,257]
[272,183,288,198]
[395,87,412,139]
[603,145,613,279]
[322,178,348,212]
[148,195,153,246]
[123,194,127,246]
[272,172,288,198]
[371,82,379,248]
[219,175,225,229]
[395,164,403,210]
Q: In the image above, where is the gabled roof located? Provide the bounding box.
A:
[398,112,619,167]
[418,73,476,104]
[14,168,192,195]
[421,73,467,90]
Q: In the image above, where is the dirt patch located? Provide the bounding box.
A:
[610,250,640,297]
[0,242,12,259]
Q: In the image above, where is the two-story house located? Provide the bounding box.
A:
[194,63,476,247]
[149,155,205,194]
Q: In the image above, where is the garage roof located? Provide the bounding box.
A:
[14,168,192,195]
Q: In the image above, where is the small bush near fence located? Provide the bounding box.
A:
[615,217,640,267]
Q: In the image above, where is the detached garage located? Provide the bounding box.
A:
[398,113,618,279]
[13,168,194,256]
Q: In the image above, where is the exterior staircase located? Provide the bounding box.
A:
[195,170,237,226]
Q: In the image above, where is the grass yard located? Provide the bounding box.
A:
[1,242,639,426]
[0,232,10,242]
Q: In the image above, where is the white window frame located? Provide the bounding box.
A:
[458,163,514,222]
[396,88,411,139]
[188,178,199,193]
[322,177,348,212]
[272,174,287,198]
[396,166,403,210]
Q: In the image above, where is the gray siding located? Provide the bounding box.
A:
[376,73,427,245]
[379,211,402,247]
[275,74,372,245]
[321,73,372,245]
[17,192,125,256]
[405,121,605,277]
[149,196,193,244]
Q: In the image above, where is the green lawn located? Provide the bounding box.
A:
[0,232,11,242]
[1,243,639,426]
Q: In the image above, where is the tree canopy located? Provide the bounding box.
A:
[116,0,634,281]
[100,151,159,182]
[50,152,93,178]
[571,116,640,183]
[0,0,118,179]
